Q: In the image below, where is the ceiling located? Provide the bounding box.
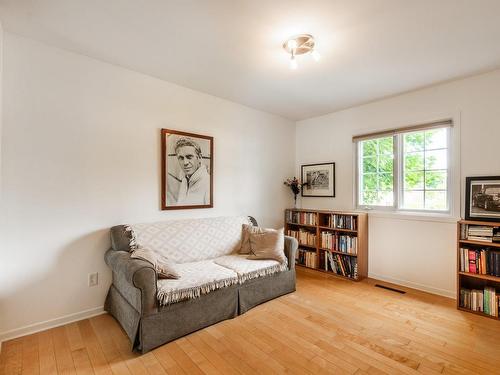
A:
[1,0,500,121]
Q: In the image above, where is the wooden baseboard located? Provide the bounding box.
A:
[0,306,105,350]
[369,273,456,299]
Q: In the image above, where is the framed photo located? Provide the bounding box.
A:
[301,162,335,197]
[161,129,213,210]
[465,176,500,221]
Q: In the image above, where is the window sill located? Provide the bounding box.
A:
[357,209,459,224]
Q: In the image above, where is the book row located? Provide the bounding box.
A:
[286,211,317,226]
[325,214,357,230]
[321,232,358,255]
[324,251,358,279]
[459,248,500,276]
[460,287,499,317]
[287,229,317,246]
[296,249,318,268]
[461,224,500,243]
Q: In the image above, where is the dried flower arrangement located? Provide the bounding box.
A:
[284,177,305,207]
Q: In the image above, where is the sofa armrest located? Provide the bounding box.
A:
[104,249,158,316]
[284,235,298,270]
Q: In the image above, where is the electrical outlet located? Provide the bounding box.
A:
[88,272,98,287]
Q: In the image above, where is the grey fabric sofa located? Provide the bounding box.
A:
[104,218,298,353]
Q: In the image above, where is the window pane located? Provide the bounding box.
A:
[361,191,378,205]
[362,157,377,173]
[425,191,447,210]
[425,128,447,150]
[404,132,425,152]
[362,140,377,157]
[405,171,424,189]
[358,136,394,207]
[404,191,424,209]
[362,174,377,190]
[425,171,447,190]
[379,155,393,173]
[404,152,424,171]
[379,173,393,190]
[402,127,449,211]
[379,137,393,155]
[378,191,394,206]
[361,191,394,206]
[425,149,447,170]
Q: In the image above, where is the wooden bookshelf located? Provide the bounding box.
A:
[285,208,368,281]
[458,271,500,283]
[457,307,499,321]
[459,239,500,248]
[457,219,500,319]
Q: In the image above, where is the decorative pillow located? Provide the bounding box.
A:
[247,228,286,264]
[130,248,180,279]
[239,224,263,254]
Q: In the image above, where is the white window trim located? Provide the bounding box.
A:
[353,115,461,220]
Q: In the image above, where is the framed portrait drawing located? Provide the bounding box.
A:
[161,129,213,210]
[465,176,500,222]
[301,162,335,197]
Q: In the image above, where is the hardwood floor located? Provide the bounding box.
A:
[2,268,500,374]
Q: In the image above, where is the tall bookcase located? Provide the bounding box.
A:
[285,208,368,281]
[457,220,500,320]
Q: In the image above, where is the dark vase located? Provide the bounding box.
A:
[288,184,300,208]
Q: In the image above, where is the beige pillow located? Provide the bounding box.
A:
[130,248,180,279]
[239,224,264,254]
[247,228,286,264]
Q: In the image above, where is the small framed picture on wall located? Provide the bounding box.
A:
[301,162,335,197]
[161,129,213,210]
[465,176,500,222]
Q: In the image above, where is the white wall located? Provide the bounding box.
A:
[0,33,295,338]
[296,69,500,298]
[0,21,3,214]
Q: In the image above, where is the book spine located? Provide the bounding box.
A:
[495,251,500,277]
[459,248,464,272]
[484,288,490,315]
[468,250,477,273]
[487,250,493,275]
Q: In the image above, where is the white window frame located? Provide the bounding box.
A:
[354,120,456,217]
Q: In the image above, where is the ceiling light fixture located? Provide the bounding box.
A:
[283,34,320,70]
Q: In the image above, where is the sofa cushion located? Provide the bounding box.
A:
[239,224,264,254]
[156,260,239,305]
[129,216,251,263]
[247,228,287,264]
[214,255,288,283]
